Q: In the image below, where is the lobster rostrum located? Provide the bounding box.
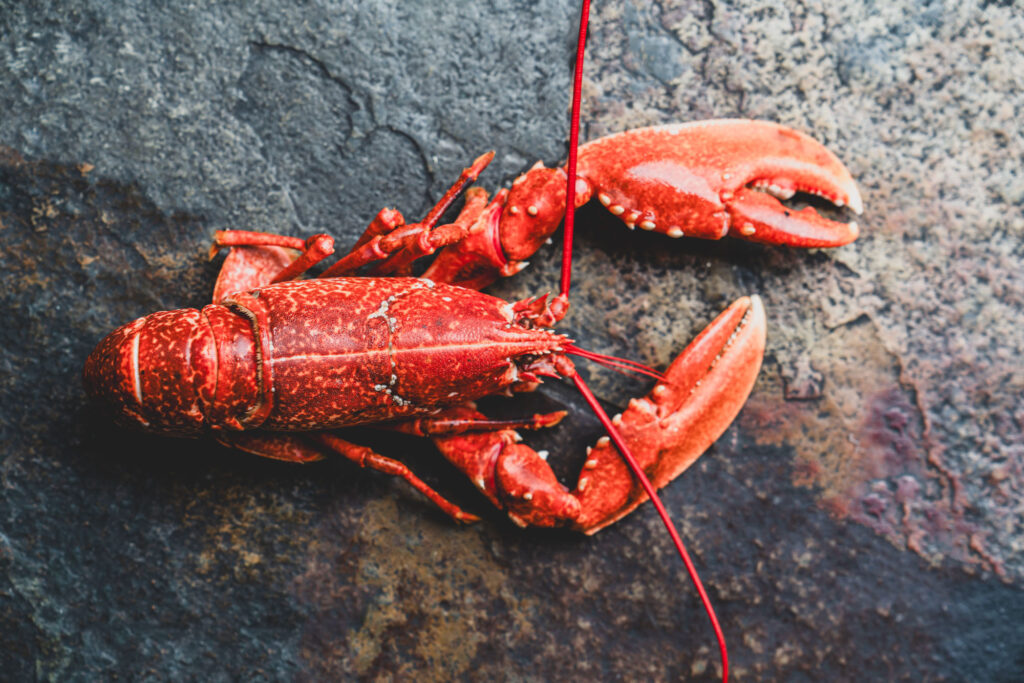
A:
[83,118,860,535]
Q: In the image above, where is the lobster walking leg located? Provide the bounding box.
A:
[209,231,335,301]
[348,207,406,256]
[210,151,496,299]
[314,433,481,523]
[216,430,480,522]
[318,152,495,278]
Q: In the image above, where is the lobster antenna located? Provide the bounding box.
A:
[559,0,589,299]
[560,3,729,681]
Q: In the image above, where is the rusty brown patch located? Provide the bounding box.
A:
[744,317,1000,575]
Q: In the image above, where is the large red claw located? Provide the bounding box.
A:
[424,119,861,290]
[571,295,767,534]
[577,119,862,247]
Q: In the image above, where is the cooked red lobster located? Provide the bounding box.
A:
[84,119,861,534]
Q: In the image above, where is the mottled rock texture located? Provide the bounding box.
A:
[1,0,1021,680]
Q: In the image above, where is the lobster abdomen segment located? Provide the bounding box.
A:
[83,309,218,435]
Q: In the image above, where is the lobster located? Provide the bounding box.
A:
[82,4,861,679]
[82,119,860,533]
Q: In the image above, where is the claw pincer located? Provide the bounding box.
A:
[575,120,862,246]
[572,296,766,533]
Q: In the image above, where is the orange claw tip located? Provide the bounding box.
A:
[727,187,861,248]
[693,119,862,211]
[708,119,863,246]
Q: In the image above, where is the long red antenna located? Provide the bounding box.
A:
[572,375,729,681]
[559,0,590,299]
[560,3,729,680]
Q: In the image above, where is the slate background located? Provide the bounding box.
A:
[1,0,1022,680]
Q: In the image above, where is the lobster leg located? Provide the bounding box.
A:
[349,207,406,254]
[314,433,480,523]
[209,231,335,302]
[418,187,523,289]
[210,152,495,296]
[216,430,480,523]
[318,152,495,278]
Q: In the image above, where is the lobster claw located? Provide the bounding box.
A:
[424,119,862,287]
[576,120,862,247]
[571,295,766,533]
[431,296,765,533]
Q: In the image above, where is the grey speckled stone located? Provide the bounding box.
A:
[1,0,1022,680]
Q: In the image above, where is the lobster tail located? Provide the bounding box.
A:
[83,309,217,435]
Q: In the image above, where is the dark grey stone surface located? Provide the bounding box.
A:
[2,0,1022,679]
